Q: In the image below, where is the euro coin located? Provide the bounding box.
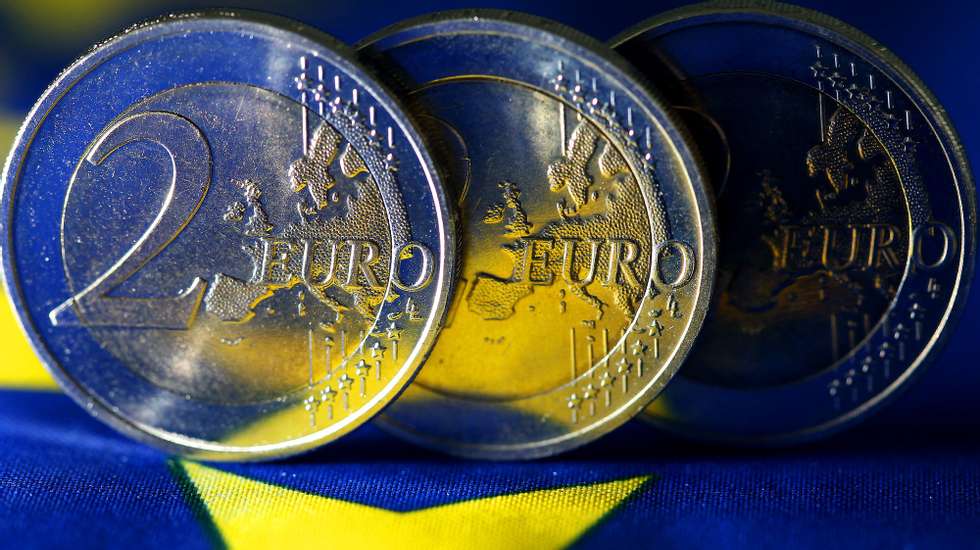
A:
[0,11,455,459]
[613,1,976,443]
[359,10,716,458]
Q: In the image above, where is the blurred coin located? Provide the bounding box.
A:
[613,1,976,443]
[359,10,715,459]
[0,11,455,459]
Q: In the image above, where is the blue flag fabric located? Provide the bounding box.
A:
[4,388,980,549]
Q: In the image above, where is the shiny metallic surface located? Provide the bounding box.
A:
[1,12,455,460]
[613,1,976,443]
[359,10,715,459]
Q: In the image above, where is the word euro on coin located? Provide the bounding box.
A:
[613,1,976,442]
[0,12,454,459]
[359,11,716,459]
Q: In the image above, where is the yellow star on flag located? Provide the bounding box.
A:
[177,460,650,550]
[0,289,56,391]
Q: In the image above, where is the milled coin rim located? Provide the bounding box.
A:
[611,0,977,445]
[0,9,457,461]
[357,9,717,459]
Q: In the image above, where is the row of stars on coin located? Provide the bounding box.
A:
[827,278,942,408]
[548,61,664,201]
[566,288,682,424]
[566,336,654,423]
[302,319,409,426]
[811,46,917,154]
[295,55,398,173]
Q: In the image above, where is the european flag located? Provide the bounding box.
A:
[2,1,980,548]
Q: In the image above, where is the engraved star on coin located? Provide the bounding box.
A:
[615,357,632,376]
[630,339,648,356]
[385,322,404,341]
[354,360,371,378]
[369,341,387,359]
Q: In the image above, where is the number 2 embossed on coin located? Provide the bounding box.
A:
[359,11,715,459]
[613,1,976,442]
[1,12,454,459]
